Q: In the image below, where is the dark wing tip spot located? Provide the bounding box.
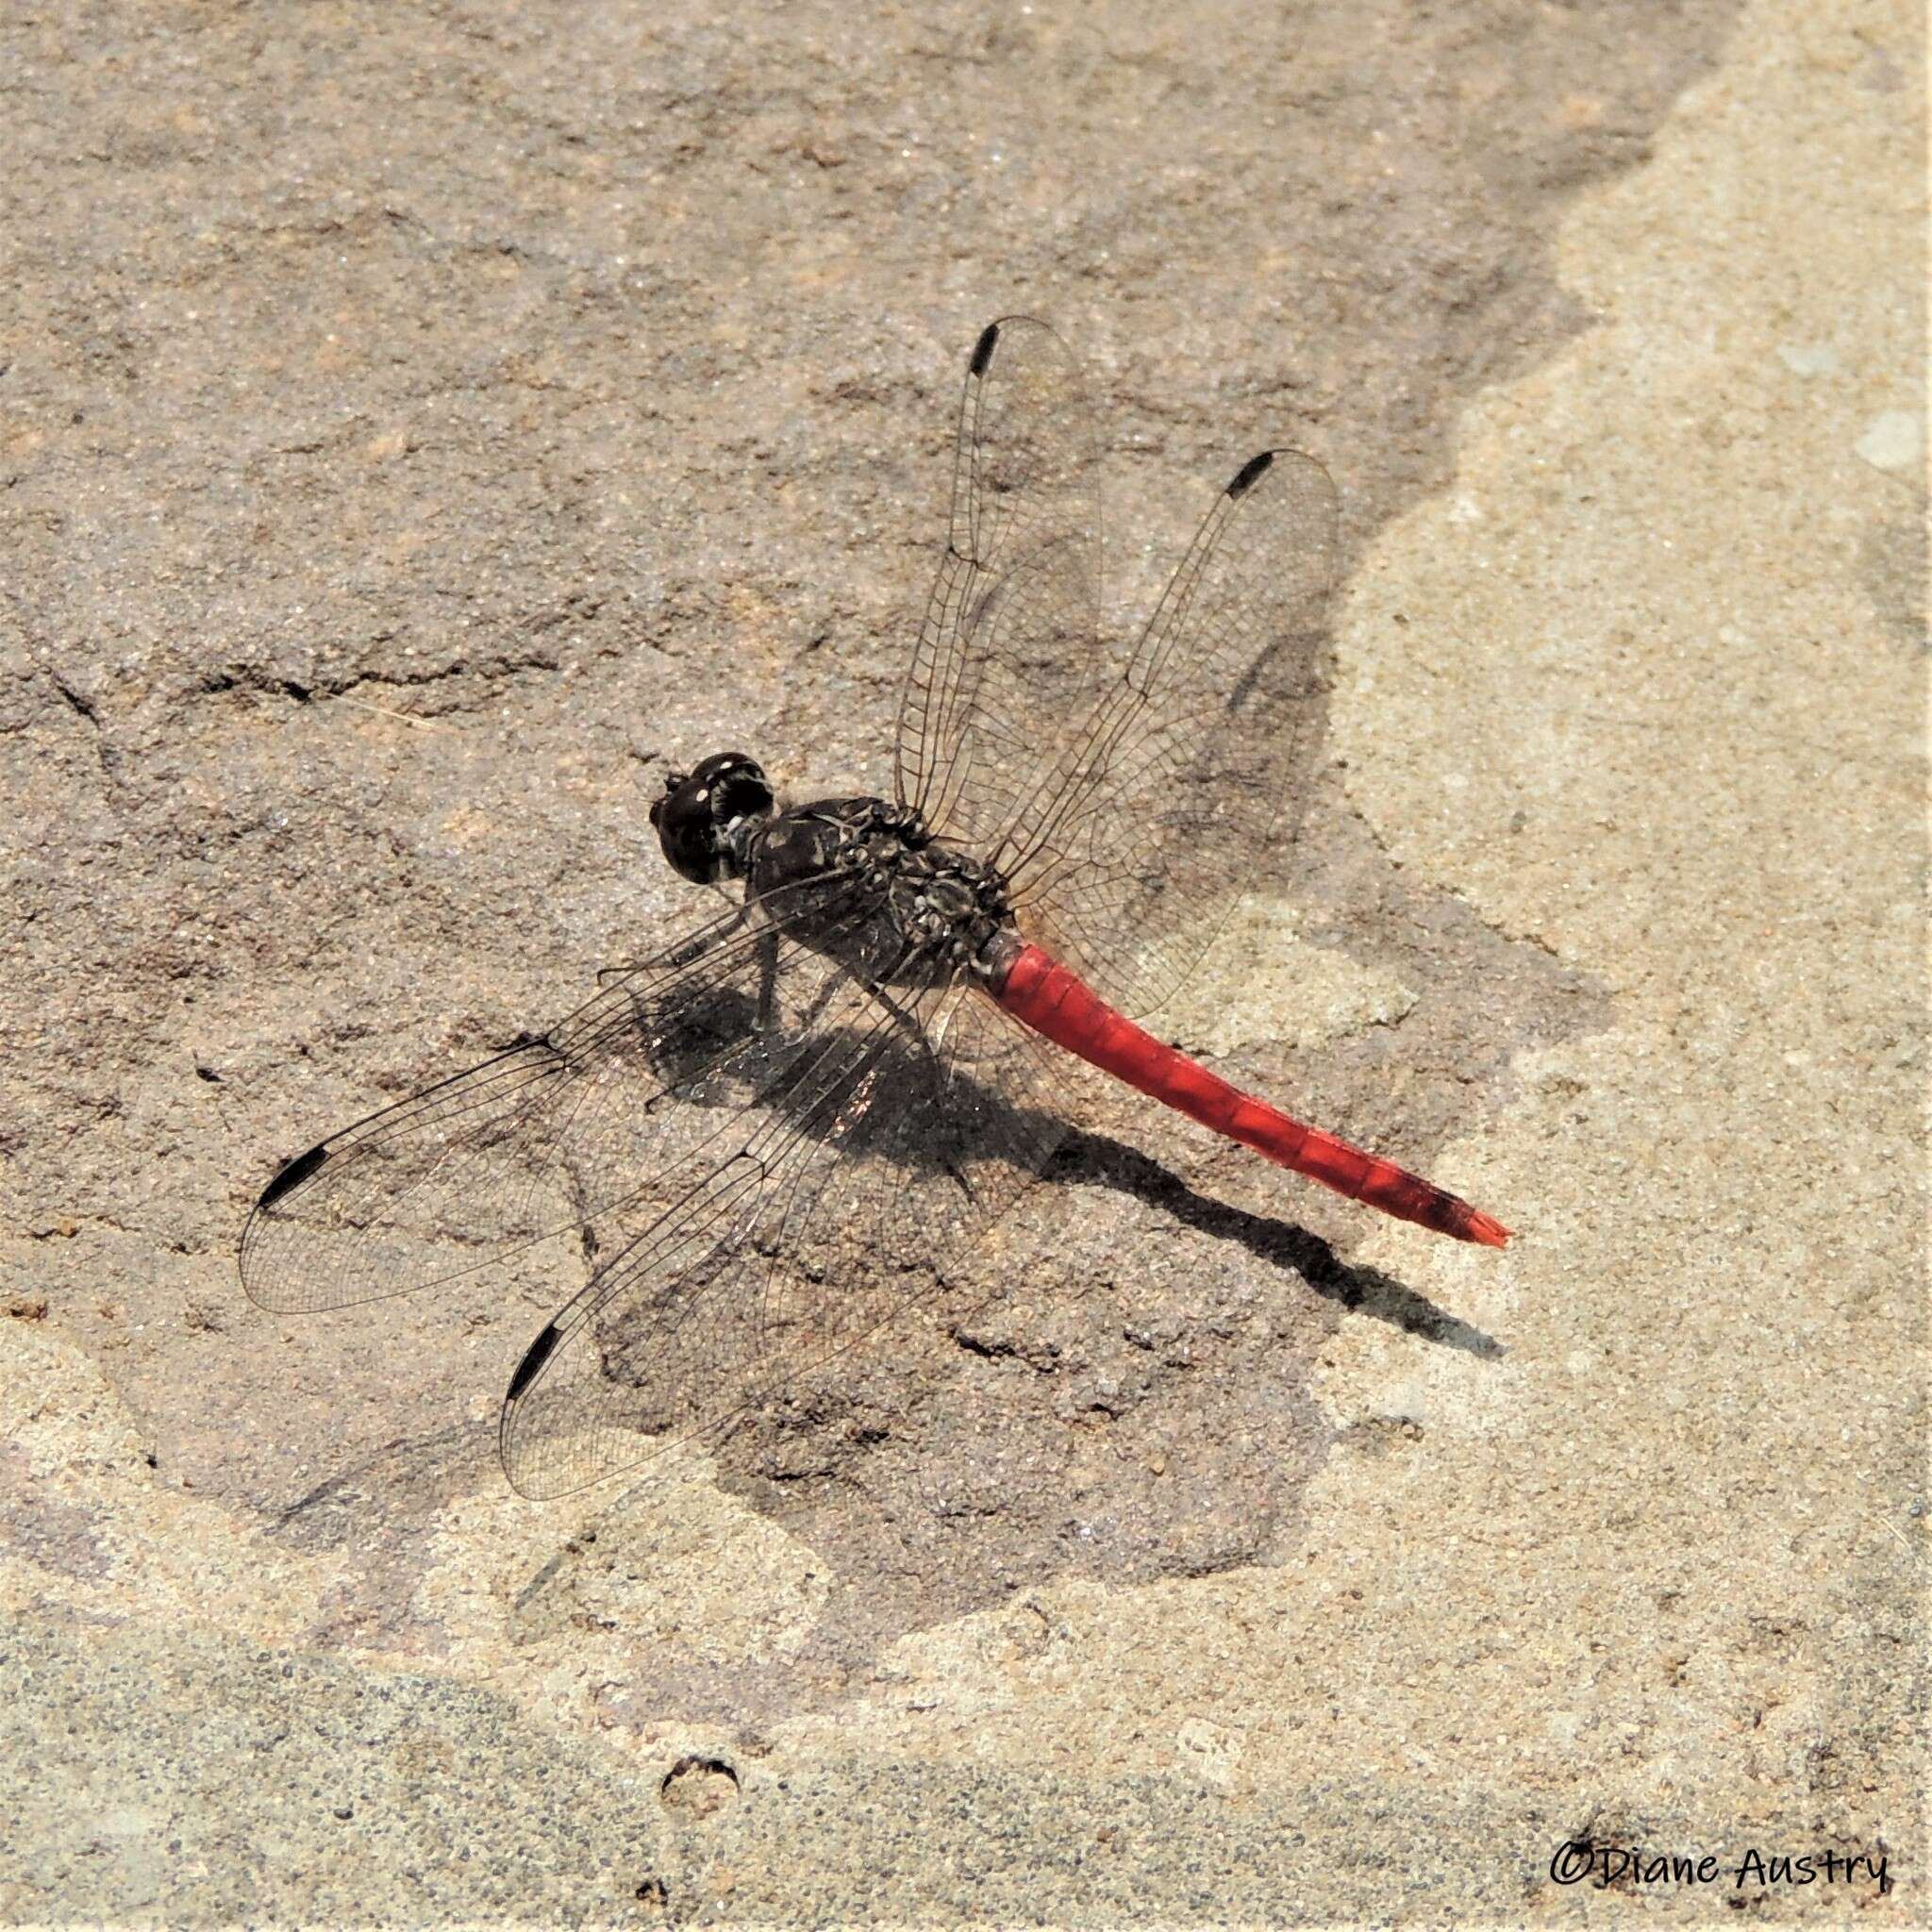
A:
[969,323,1000,376]
[507,1322,563,1403]
[1227,450,1275,499]
[258,1141,328,1209]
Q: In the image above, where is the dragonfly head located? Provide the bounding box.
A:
[651,752,774,885]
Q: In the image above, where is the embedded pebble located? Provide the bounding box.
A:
[1775,341,1840,377]
[1854,408,1922,473]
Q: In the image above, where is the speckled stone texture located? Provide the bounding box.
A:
[2,0,1921,1924]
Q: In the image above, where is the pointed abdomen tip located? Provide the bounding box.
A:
[1463,1208,1512,1248]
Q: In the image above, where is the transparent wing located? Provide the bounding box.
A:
[1000,448,1340,1020]
[499,975,1071,1499]
[895,315,1103,855]
[237,874,889,1315]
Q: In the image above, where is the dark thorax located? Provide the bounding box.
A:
[748,796,1015,990]
[651,755,1017,991]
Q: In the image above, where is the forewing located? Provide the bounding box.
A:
[895,316,1102,856]
[236,875,883,1314]
[498,976,1071,1499]
[1002,449,1340,1019]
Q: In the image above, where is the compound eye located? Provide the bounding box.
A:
[712,764,773,825]
[656,791,722,883]
[654,753,773,884]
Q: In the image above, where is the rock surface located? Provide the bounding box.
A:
[2,0,1920,1922]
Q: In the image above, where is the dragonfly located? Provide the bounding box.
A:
[239,318,1509,1500]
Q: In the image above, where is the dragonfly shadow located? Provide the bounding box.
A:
[1048,1128,1505,1357]
[617,1048,1510,1723]
[247,988,1501,1704]
[679,987,1499,1359]
[715,989,1500,1361]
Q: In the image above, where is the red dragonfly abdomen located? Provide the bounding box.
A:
[992,943,1510,1247]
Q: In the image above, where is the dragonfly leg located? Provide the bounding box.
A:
[786,948,856,1043]
[754,924,781,1035]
